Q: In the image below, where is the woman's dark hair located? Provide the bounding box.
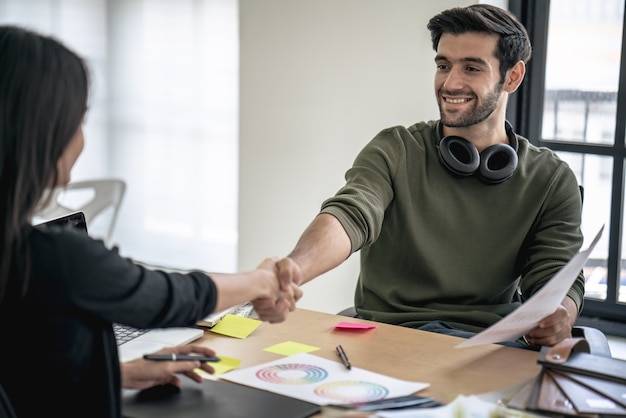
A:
[427,4,532,83]
[0,25,89,303]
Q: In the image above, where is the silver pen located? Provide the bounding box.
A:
[336,345,352,370]
[143,354,220,362]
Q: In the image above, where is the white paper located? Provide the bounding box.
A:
[219,352,429,406]
[456,225,604,348]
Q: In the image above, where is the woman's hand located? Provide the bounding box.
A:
[252,257,303,323]
[121,345,217,390]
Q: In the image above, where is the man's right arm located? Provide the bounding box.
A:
[281,213,353,285]
[252,213,351,318]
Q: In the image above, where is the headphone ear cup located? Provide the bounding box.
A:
[437,136,480,177]
[479,143,518,184]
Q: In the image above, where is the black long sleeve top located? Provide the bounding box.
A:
[0,225,217,417]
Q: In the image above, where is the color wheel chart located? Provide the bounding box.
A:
[256,363,329,385]
[220,353,429,405]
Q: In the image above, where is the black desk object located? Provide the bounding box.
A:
[122,377,320,418]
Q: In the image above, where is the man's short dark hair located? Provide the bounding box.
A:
[427,4,532,82]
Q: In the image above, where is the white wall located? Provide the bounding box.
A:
[239,0,474,314]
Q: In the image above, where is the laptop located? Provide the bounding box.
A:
[36,211,204,362]
[197,302,254,327]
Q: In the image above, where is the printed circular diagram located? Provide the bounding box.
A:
[255,363,328,385]
[314,380,389,403]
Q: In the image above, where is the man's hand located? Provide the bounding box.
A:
[252,257,303,323]
[525,296,577,347]
[252,288,302,323]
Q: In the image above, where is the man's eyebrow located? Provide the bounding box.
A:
[434,54,489,66]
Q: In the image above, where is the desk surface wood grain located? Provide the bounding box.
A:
[194,308,541,404]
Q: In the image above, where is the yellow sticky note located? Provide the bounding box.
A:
[263,341,320,356]
[209,314,261,338]
[197,356,242,377]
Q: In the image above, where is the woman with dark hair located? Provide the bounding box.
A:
[0,25,301,417]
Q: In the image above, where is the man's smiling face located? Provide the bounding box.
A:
[434,32,506,128]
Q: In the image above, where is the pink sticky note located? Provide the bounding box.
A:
[334,321,378,330]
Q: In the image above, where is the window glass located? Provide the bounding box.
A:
[544,0,625,307]
[543,0,623,145]
[0,0,239,272]
[557,152,612,301]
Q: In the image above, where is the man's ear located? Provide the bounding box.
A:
[503,60,526,93]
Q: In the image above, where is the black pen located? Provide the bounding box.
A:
[143,354,221,362]
[336,345,351,370]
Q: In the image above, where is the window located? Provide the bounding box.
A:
[0,0,239,272]
[510,0,626,331]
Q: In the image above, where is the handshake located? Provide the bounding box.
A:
[249,256,305,324]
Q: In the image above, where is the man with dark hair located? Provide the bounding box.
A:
[258,4,584,349]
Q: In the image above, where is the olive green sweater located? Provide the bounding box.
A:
[321,120,585,332]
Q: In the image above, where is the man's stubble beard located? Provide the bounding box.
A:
[438,83,503,128]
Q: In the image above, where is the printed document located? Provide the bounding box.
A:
[456,225,604,348]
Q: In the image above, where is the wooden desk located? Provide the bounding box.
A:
[195,308,540,404]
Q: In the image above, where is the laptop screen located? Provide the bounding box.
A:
[36,212,88,234]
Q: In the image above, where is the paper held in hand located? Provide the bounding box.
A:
[456,225,604,348]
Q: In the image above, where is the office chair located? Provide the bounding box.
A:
[34,178,126,247]
[567,184,613,356]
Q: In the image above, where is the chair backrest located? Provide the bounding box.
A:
[34,178,126,247]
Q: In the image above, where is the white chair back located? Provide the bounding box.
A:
[35,178,126,247]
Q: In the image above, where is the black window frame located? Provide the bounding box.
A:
[509,0,626,336]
